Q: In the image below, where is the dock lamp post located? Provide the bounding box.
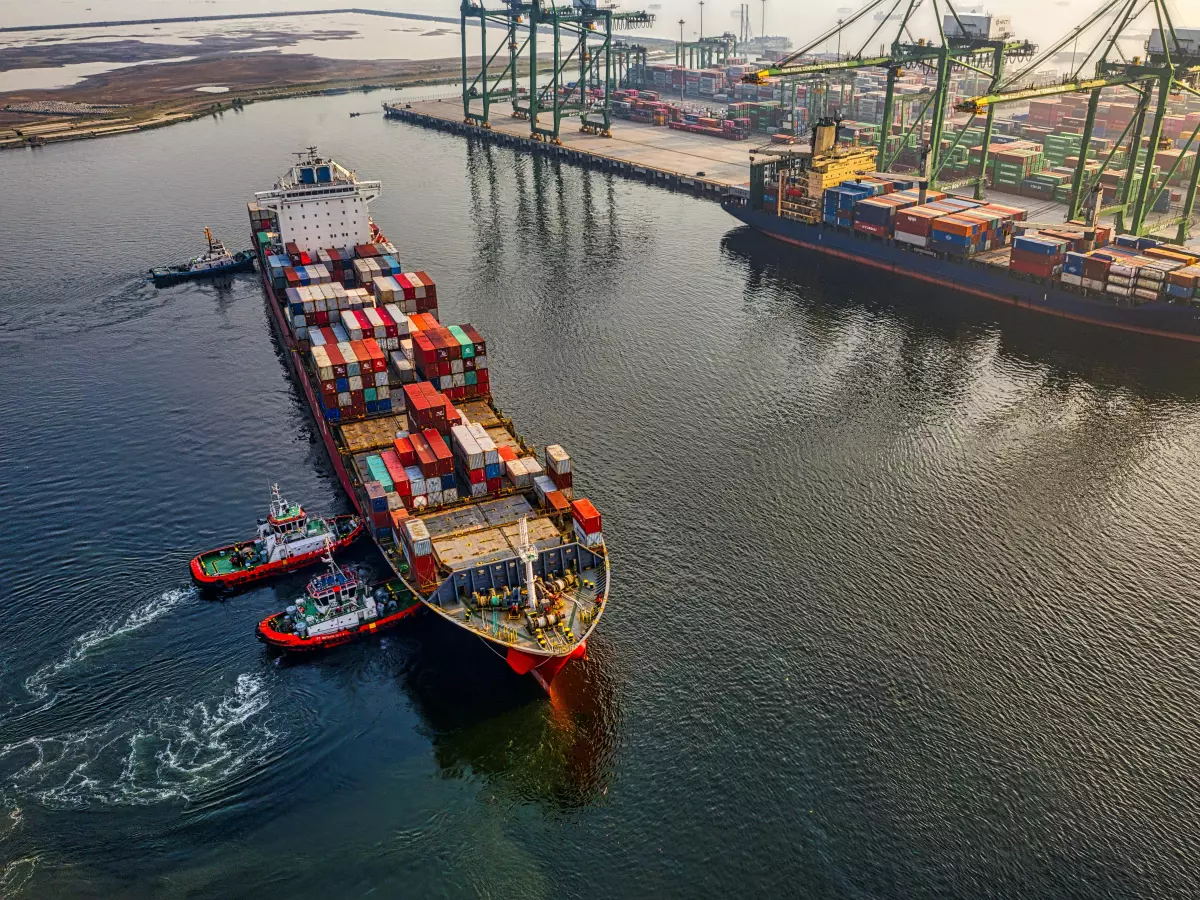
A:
[678,19,686,104]
[699,1,704,39]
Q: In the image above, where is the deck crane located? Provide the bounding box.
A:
[459,0,654,142]
[955,0,1200,240]
[741,0,1036,196]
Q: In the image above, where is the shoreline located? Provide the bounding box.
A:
[0,66,465,151]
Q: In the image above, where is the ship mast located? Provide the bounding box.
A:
[519,517,539,610]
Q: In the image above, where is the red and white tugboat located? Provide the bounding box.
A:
[190,485,363,590]
[256,540,421,652]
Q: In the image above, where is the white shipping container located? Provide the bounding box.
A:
[1109,264,1135,277]
[384,303,410,335]
[386,492,404,511]
[405,466,426,496]
[439,375,452,391]
[476,354,487,370]
[471,481,489,497]
[378,385,390,400]
[467,424,499,466]
[375,371,388,387]
[451,373,465,388]
[452,425,484,469]
[1082,278,1107,291]
[443,487,458,504]
[504,457,529,487]
[450,359,464,374]
[534,474,557,503]
[1061,273,1083,286]
[544,444,571,474]
[893,231,928,248]
[404,518,432,556]
[1134,288,1160,301]
[574,520,604,547]
[427,489,444,507]
[338,392,352,407]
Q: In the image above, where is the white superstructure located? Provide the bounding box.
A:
[254,147,381,254]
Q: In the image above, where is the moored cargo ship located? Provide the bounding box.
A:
[246,150,609,688]
[723,120,1200,342]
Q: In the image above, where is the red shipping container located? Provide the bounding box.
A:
[380,449,409,490]
[549,468,573,490]
[445,402,461,428]
[315,310,330,326]
[486,477,502,493]
[361,337,386,373]
[422,428,454,476]
[371,509,391,531]
[497,445,517,463]
[325,343,347,377]
[853,221,889,238]
[545,490,571,514]
[389,508,410,531]
[460,324,488,356]
[570,498,602,534]
[468,467,486,484]
[409,431,439,478]
[393,435,416,467]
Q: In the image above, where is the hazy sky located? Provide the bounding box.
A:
[5,0,1193,55]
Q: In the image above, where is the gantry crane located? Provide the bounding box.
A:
[742,0,1036,197]
[460,0,654,142]
[955,0,1200,240]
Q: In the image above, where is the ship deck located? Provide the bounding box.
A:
[428,558,608,657]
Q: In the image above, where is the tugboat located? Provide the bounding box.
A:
[150,227,255,287]
[256,541,421,652]
[190,485,363,590]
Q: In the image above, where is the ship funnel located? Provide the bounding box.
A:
[918,178,928,205]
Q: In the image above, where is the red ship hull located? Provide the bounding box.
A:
[256,603,420,652]
[190,517,364,589]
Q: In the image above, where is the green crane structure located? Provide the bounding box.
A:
[612,40,649,89]
[675,32,737,69]
[460,0,653,142]
[955,0,1200,241]
[742,0,1036,196]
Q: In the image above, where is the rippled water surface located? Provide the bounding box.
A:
[2,90,1200,899]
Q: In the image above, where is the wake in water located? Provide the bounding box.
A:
[23,587,195,703]
[0,673,279,808]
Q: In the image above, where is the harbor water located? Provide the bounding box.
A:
[2,90,1199,898]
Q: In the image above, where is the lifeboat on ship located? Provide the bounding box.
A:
[256,542,420,652]
[190,484,363,590]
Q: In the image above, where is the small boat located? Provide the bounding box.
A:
[190,485,363,590]
[150,227,256,287]
[256,544,420,652]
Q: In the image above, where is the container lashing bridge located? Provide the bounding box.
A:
[459,0,654,143]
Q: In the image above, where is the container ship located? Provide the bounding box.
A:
[723,120,1200,342]
[246,150,608,688]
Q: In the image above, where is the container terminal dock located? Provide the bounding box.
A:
[385,99,751,197]
[384,0,1199,241]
